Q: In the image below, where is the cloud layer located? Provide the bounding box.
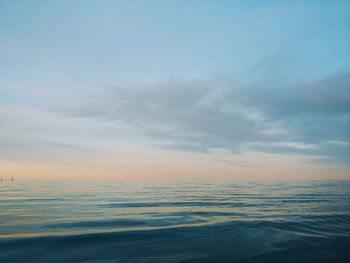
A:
[56,72,350,165]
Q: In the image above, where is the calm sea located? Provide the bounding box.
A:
[0,180,349,262]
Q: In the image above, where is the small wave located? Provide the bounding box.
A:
[0,198,64,203]
[99,201,254,208]
[43,219,147,228]
[1,220,350,263]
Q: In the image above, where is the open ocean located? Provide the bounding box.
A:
[0,180,350,263]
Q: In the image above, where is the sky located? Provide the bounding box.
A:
[0,0,349,180]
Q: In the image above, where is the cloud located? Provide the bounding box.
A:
[244,73,350,115]
[0,105,126,164]
[56,80,272,152]
[212,159,266,168]
[0,133,92,164]
[53,71,350,165]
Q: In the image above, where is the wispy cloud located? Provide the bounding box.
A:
[53,71,350,165]
[212,159,265,168]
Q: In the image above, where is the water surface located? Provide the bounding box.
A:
[1,180,349,262]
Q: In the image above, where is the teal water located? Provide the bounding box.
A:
[1,180,350,262]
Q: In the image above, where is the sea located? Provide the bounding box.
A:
[0,180,349,263]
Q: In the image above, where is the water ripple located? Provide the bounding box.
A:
[1,180,349,262]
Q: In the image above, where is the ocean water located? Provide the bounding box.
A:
[0,180,350,263]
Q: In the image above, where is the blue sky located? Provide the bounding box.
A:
[1,0,349,179]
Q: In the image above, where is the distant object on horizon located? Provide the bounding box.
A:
[0,177,15,182]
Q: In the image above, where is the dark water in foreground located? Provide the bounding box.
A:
[0,180,350,263]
